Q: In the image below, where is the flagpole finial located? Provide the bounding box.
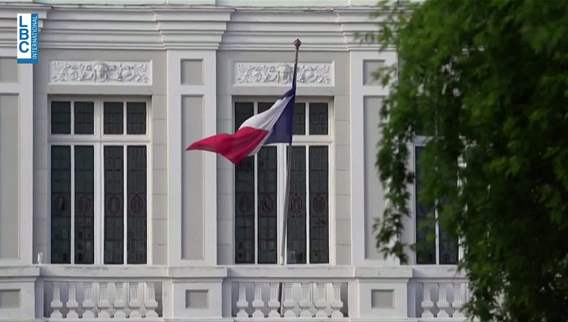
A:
[293,38,302,49]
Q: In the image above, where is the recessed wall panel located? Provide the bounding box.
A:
[0,95,19,259]
[0,290,20,308]
[181,96,204,260]
[181,60,203,85]
[0,58,17,82]
[363,60,384,85]
[363,96,384,259]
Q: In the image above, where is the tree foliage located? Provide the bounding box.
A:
[373,0,568,320]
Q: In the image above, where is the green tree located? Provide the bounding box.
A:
[373,1,568,321]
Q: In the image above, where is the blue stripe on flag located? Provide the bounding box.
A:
[265,87,296,144]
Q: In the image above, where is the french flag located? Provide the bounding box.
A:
[187,85,296,164]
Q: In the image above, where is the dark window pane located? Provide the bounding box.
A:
[293,103,306,135]
[235,102,254,130]
[309,146,329,263]
[127,146,147,264]
[258,102,274,114]
[51,101,71,134]
[74,102,94,134]
[287,146,306,264]
[439,226,459,264]
[51,146,71,263]
[104,102,124,134]
[235,156,255,263]
[74,146,94,264]
[415,146,436,264]
[257,147,277,264]
[235,102,255,264]
[127,102,146,135]
[439,192,459,264]
[309,103,328,135]
[104,146,124,264]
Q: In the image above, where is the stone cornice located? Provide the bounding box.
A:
[0,3,383,50]
[2,0,377,6]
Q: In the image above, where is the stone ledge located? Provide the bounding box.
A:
[0,266,40,278]
[355,266,414,279]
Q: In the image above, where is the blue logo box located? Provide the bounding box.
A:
[17,13,39,64]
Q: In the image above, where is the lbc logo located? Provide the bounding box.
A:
[17,13,39,64]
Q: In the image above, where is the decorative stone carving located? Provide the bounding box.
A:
[49,61,151,85]
[235,62,333,86]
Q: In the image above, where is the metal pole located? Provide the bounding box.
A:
[280,38,302,266]
[278,38,301,316]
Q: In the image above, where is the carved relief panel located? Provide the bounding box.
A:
[49,61,152,85]
[234,62,333,87]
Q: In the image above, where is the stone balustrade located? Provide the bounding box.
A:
[38,265,166,321]
[44,281,161,320]
[233,281,346,319]
[409,267,469,320]
[29,265,470,321]
[417,282,467,319]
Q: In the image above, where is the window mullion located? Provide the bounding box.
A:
[70,144,75,264]
[305,145,310,264]
[146,145,151,265]
[253,102,258,264]
[94,143,102,265]
[254,154,259,264]
[123,144,128,265]
[95,100,102,265]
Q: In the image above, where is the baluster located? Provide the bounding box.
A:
[113,282,127,319]
[314,283,328,318]
[299,283,313,318]
[420,283,435,318]
[108,282,117,317]
[267,283,281,318]
[128,282,144,318]
[452,282,465,318]
[236,282,249,318]
[251,283,265,318]
[98,282,112,318]
[49,283,63,319]
[145,282,159,318]
[282,283,297,318]
[330,283,344,319]
[82,282,96,319]
[66,284,79,319]
[437,283,450,318]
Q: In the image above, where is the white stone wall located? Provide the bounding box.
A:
[0,94,19,260]
[0,48,35,319]
[0,0,401,268]
[0,4,465,321]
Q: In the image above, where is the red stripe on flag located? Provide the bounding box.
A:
[186,126,269,164]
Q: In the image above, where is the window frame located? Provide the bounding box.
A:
[412,135,461,265]
[47,96,152,265]
[232,96,335,265]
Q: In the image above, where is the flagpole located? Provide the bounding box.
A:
[277,38,301,316]
[280,38,302,266]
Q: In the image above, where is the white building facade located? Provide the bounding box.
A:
[0,1,466,321]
